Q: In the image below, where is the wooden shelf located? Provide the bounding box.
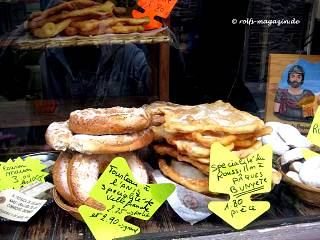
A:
[0,100,65,128]
[13,28,171,50]
[0,96,158,128]
[1,178,320,239]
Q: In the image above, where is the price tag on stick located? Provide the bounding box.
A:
[78,157,175,240]
[208,143,272,230]
[132,0,177,30]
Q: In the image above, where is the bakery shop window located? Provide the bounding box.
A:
[1,0,320,239]
[40,44,151,101]
[0,44,154,157]
[0,0,171,157]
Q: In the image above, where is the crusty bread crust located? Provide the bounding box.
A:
[46,119,153,154]
[52,151,80,206]
[67,152,148,209]
[45,121,73,151]
[69,128,154,154]
[69,107,151,135]
[68,153,113,210]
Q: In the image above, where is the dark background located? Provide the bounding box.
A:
[0,0,317,112]
[169,0,317,114]
[0,0,318,156]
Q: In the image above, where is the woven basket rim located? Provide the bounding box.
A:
[280,170,320,193]
[15,30,171,50]
[277,155,320,193]
[276,156,320,193]
[52,188,79,213]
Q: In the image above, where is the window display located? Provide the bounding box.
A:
[1,0,320,239]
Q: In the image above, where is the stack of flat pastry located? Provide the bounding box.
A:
[147,100,278,194]
[26,0,150,38]
[46,106,152,209]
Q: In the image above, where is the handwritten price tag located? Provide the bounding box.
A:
[208,143,272,229]
[132,0,177,29]
[307,107,320,147]
[0,157,48,191]
[78,157,175,240]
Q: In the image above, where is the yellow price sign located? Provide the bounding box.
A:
[307,107,320,147]
[78,157,175,240]
[208,143,272,229]
[0,157,48,191]
[302,149,320,160]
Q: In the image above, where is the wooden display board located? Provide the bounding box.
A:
[265,54,320,135]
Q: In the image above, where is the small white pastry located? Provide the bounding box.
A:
[281,148,306,165]
[277,124,311,148]
[286,171,303,183]
[299,156,320,188]
[289,161,303,173]
[261,133,289,155]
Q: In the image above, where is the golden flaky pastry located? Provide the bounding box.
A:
[151,125,236,148]
[272,168,282,185]
[143,101,182,126]
[143,101,182,116]
[154,144,210,164]
[234,126,273,140]
[190,131,236,148]
[232,140,262,158]
[154,144,209,174]
[162,100,265,134]
[168,139,234,158]
[158,158,209,194]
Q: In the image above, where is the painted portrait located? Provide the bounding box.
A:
[265,54,320,134]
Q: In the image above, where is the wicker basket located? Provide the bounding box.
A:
[52,188,83,221]
[15,29,171,50]
[278,154,320,207]
[281,170,320,206]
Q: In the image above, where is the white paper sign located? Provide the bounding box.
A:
[0,189,46,222]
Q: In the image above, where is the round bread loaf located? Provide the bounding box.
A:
[67,152,148,209]
[45,121,72,151]
[52,151,80,206]
[69,128,154,154]
[69,107,151,135]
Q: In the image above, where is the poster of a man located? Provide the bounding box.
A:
[265,54,320,135]
[274,64,315,121]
